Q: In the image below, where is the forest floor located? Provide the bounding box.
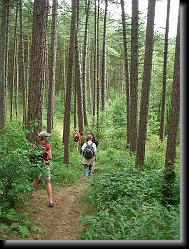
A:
[7,176,94,240]
[27,177,91,240]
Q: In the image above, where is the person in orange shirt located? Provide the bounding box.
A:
[74,129,80,151]
[79,131,85,153]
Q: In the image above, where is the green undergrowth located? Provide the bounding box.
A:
[80,132,180,240]
[0,119,83,239]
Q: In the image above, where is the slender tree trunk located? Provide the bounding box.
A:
[47,0,58,133]
[63,0,77,163]
[82,0,90,127]
[26,0,47,141]
[18,0,27,127]
[159,0,170,141]
[0,0,10,131]
[162,12,180,204]
[10,0,19,121]
[165,12,180,167]
[136,0,156,167]
[129,0,138,152]
[15,35,19,117]
[93,0,97,126]
[96,0,100,132]
[101,0,108,111]
[75,3,84,134]
[62,39,66,101]
[87,40,92,112]
[74,71,77,130]
[5,0,10,101]
[25,37,30,116]
[121,0,130,146]
[44,0,50,110]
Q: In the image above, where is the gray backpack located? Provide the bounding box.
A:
[83,143,94,159]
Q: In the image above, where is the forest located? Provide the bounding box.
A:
[0,0,180,242]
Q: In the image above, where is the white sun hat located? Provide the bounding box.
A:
[38,131,51,137]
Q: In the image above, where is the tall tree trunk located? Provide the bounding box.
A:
[75,0,84,134]
[47,0,58,133]
[162,11,180,204]
[82,0,90,127]
[96,0,100,132]
[159,0,171,141]
[87,39,92,112]
[25,37,30,117]
[121,0,130,146]
[93,0,97,126]
[101,0,108,111]
[136,0,156,167]
[15,35,19,117]
[10,0,19,121]
[0,0,10,131]
[165,12,180,167]
[19,0,27,127]
[74,71,77,130]
[129,0,138,152]
[26,0,47,141]
[63,0,77,163]
[5,0,10,102]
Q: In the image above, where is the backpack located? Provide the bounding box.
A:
[74,132,80,142]
[83,142,94,160]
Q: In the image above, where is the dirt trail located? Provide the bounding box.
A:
[26,125,91,240]
[28,178,89,240]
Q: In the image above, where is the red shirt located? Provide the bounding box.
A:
[43,143,51,161]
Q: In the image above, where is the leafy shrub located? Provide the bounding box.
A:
[81,200,179,240]
[0,120,42,239]
[0,206,41,239]
[80,150,180,240]
[0,121,33,206]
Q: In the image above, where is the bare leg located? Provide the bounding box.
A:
[32,178,39,189]
[92,160,96,173]
[45,180,53,204]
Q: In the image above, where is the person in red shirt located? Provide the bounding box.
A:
[32,131,54,207]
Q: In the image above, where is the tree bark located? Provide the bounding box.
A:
[10,0,19,121]
[93,0,97,125]
[121,0,130,146]
[47,0,58,133]
[26,0,47,141]
[19,0,28,127]
[165,12,180,167]
[101,0,108,111]
[63,0,77,163]
[96,0,100,132]
[75,0,84,135]
[129,0,138,152]
[159,0,171,141]
[136,0,156,167]
[82,0,90,127]
[0,0,10,131]
[15,35,19,117]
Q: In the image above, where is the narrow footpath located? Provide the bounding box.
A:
[28,178,89,240]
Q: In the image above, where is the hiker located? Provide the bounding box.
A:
[91,133,99,148]
[32,131,54,207]
[79,131,85,154]
[81,134,97,180]
[74,129,80,151]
